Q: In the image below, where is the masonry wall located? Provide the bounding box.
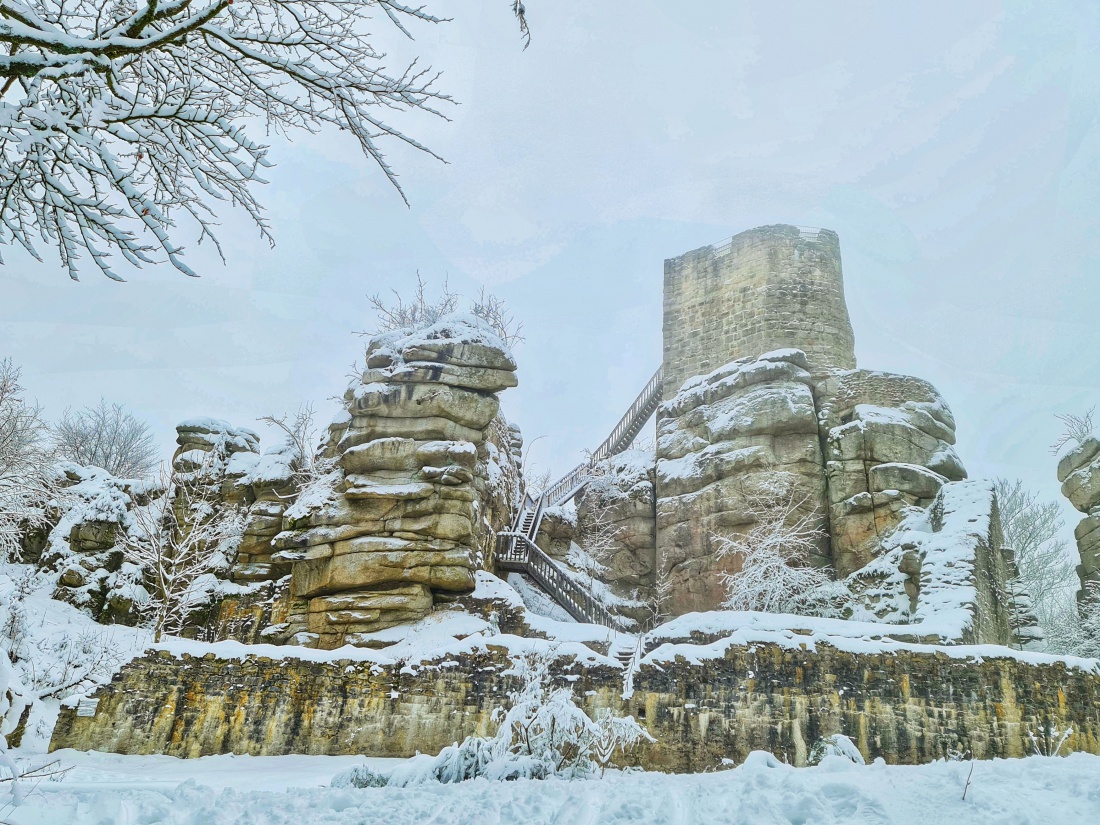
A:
[51,644,1100,770]
[661,225,857,400]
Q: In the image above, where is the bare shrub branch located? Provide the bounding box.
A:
[716,484,832,614]
[1051,407,1095,455]
[367,272,460,333]
[117,461,243,642]
[52,399,157,478]
[365,274,524,346]
[258,403,335,488]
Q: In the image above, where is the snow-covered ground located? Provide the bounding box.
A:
[4,749,1099,824]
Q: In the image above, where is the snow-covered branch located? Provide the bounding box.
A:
[0,359,58,563]
[0,0,452,279]
[117,461,243,641]
[716,483,833,615]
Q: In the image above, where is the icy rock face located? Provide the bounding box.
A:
[574,449,658,613]
[172,418,296,584]
[655,350,829,616]
[1056,436,1100,593]
[274,315,520,649]
[816,370,967,577]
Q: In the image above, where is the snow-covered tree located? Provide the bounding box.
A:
[0,0,454,280]
[1045,583,1100,658]
[52,399,158,478]
[117,464,243,642]
[717,484,833,615]
[0,359,58,562]
[377,650,653,786]
[994,478,1076,634]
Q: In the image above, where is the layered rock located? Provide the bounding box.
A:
[1057,436,1100,594]
[171,418,297,584]
[650,347,973,616]
[655,350,828,616]
[816,370,967,577]
[272,316,520,648]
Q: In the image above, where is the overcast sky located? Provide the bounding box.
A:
[2,0,1099,545]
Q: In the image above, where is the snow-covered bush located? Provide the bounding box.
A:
[344,651,653,788]
[330,765,389,789]
[717,486,835,615]
[366,276,523,347]
[808,734,866,766]
[0,645,29,806]
[1027,724,1074,758]
[1045,583,1100,657]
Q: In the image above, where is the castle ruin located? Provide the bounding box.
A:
[47,223,1074,769]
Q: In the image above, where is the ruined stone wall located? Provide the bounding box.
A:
[661,225,856,400]
[50,644,1100,770]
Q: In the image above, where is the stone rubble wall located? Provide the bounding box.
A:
[49,642,1100,770]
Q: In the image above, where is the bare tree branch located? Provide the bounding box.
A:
[52,398,158,478]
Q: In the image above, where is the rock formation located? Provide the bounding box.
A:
[816,370,967,577]
[267,315,521,649]
[655,350,828,616]
[573,450,658,620]
[171,418,298,584]
[1057,435,1100,595]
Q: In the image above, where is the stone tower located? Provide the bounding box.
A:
[661,224,857,400]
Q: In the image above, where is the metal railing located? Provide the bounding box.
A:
[501,366,663,625]
[591,366,664,464]
[495,532,625,630]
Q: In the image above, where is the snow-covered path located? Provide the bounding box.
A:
[6,750,1100,825]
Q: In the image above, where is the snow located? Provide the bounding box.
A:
[0,563,152,751]
[365,313,514,368]
[7,749,1100,824]
[643,608,1100,672]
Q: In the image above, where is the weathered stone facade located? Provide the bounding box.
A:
[50,641,1100,769]
[661,225,856,401]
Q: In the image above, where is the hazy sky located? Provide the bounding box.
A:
[2,1,1099,545]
